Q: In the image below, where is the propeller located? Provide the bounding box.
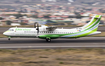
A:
[34,22,39,35]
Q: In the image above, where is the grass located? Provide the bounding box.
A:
[0,48,105,66]
[39,56,48,58]
[0,34,7,38]
[59,62,64,64]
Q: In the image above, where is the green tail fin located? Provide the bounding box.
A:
[82,15,102,31]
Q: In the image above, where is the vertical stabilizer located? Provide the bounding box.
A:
[82,15,102,31]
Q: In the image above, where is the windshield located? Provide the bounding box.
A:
[8,29,14,31]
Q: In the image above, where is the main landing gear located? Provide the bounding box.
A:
[46,37,51,42]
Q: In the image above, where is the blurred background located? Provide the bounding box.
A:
[0,0,105,27]
[0,0,105,37]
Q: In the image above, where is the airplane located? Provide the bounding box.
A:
[3,15,102,42]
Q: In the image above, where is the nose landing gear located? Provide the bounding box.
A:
[8,36,11,40]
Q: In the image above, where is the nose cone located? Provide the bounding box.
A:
[3,32,7,36]
[3,32,6,35]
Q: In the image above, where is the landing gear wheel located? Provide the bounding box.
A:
[46,38,51,42]
[8,38,10,40]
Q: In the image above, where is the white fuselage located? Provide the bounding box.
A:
[3,27,79,37]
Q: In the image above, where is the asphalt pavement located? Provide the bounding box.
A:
[0,37,105,49]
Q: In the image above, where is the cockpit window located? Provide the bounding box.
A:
[8,29,14,31]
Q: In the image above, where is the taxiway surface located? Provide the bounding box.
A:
[0,37,105,49]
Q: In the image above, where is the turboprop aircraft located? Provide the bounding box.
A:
[3,15,102,42]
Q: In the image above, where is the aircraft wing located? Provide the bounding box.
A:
[46,26,57,31]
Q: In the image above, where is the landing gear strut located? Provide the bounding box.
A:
[46,37,51,42]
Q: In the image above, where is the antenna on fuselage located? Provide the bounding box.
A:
[15,26,17,32]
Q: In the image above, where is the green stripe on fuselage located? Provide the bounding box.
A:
[70,28,97,38]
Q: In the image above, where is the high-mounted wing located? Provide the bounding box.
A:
[46,26,57,31]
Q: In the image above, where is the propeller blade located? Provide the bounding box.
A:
[34,22,39,35]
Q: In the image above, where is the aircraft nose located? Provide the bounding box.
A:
[3,32,7,35]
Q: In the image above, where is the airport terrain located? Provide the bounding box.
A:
[0,48,105,66]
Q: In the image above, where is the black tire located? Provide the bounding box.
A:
[8,38,10,40]
[46,38,51,42]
